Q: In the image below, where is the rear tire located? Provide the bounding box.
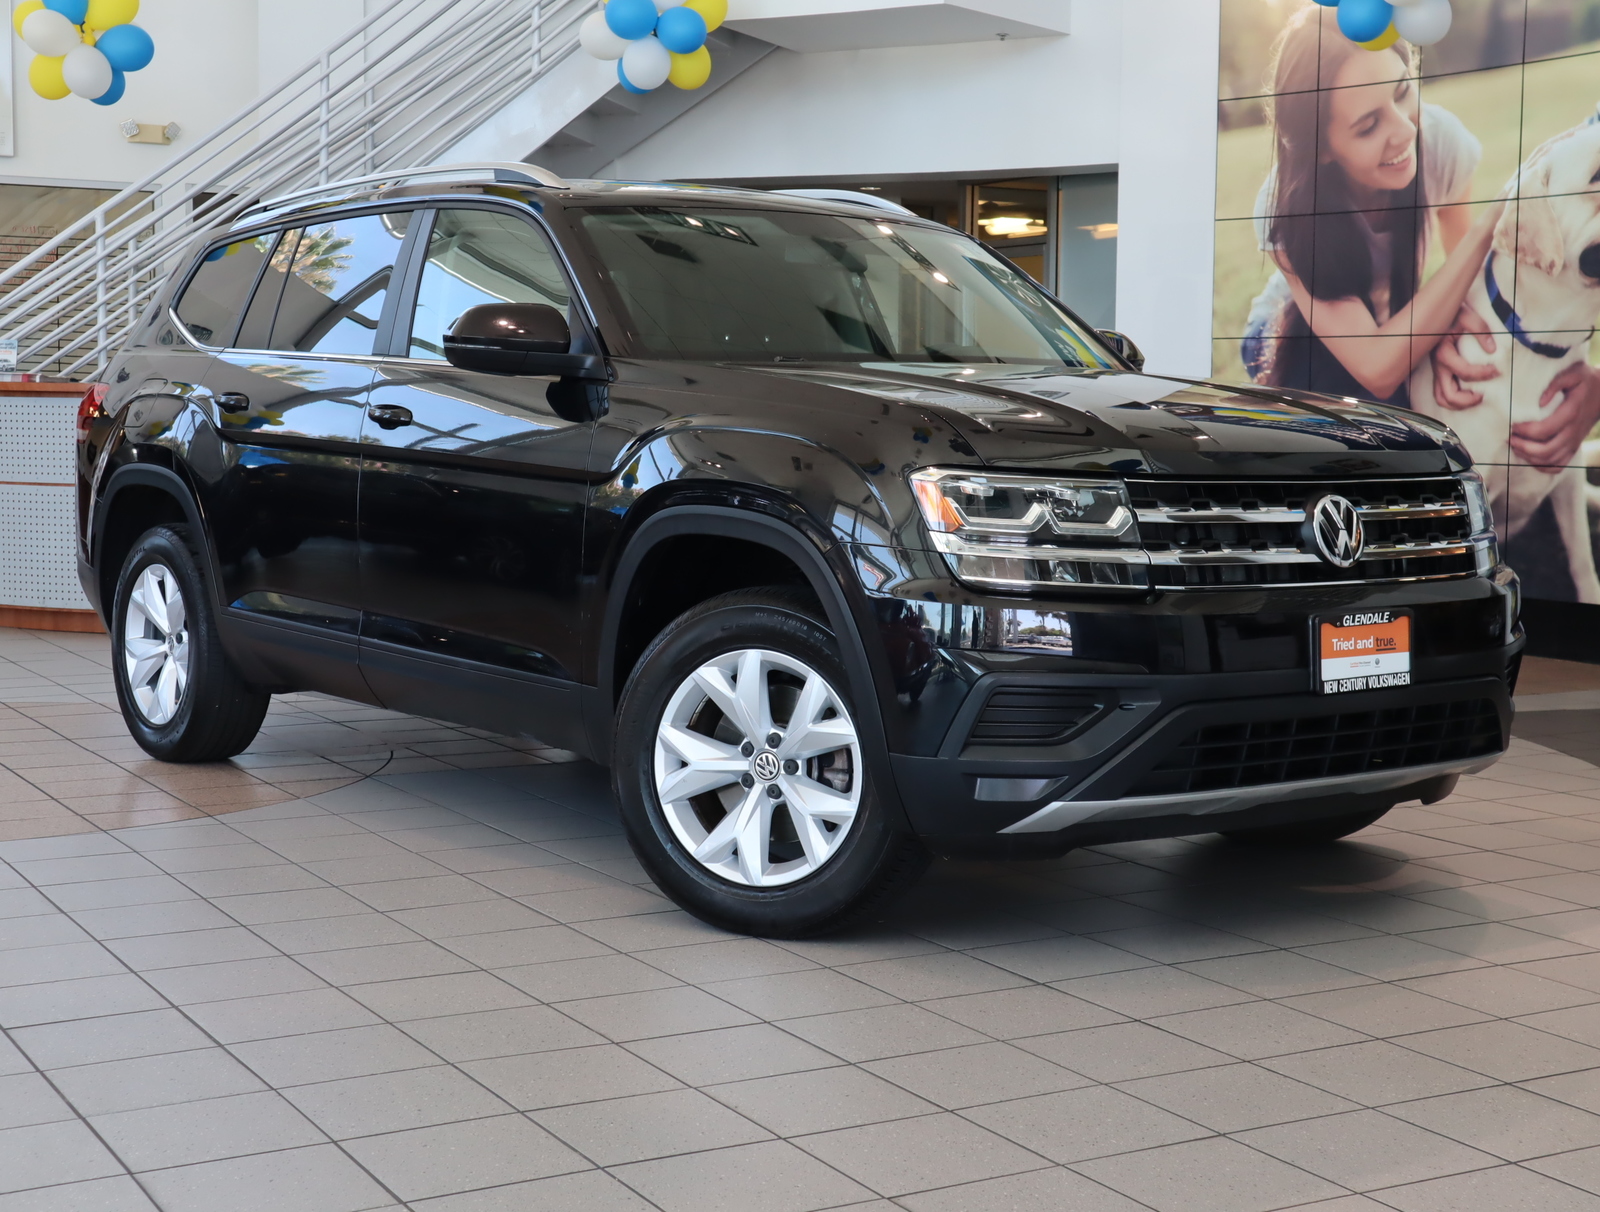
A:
[1223,805,1391,845]
[111,525,269,762]
[613,588,927,937]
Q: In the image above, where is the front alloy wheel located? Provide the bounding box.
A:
[654,648,861,887]
[614,588,927,937]
[123,563,190,725]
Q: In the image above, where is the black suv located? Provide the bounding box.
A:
[77,164,1521,936]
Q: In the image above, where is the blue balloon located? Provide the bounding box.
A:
[43,0,89,23]
[604,0,658,41]
[617,59,650,94]
[1312,0,1337,5]
[95,25,155,73]
[1337,0,1393,42]
[91,68,126,106]
[655,6,707,54]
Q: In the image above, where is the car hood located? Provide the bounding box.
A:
[743,363,1460,478]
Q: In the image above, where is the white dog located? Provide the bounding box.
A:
[1412,116,1600,603]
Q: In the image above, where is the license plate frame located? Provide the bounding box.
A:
[1313,608,1413,695]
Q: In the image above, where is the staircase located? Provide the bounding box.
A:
[0,0,604,381]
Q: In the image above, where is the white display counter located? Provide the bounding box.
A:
[0,382,103,632]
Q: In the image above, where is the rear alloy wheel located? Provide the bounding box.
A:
[615,588,927,937]
[111,525,269,762]
[654,647,862,888]
[122,563,191,726]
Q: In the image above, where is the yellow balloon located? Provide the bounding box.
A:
[668,46,712,89]
[12,0,44,37]
[1360,22,1400,50]
[85,0,138,26]
[684,0,726,33]
[29,54,71,100]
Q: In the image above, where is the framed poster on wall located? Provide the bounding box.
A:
[1215,0,1600,610]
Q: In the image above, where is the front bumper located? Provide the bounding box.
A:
[891,659,1515,857]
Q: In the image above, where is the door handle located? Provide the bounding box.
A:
[216,392,250,414]
[367,403,413,430]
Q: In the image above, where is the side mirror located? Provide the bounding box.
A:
[443,303,606,380]
[1097,329,1145,372]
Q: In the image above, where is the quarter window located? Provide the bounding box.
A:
[174,235,275,347]
[250,212,409,356]
[408,209,573,360]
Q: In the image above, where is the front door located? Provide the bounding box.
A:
[357,206,594,749]
[204,210,411,697]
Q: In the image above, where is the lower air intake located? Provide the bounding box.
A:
[1127,699,1502,797]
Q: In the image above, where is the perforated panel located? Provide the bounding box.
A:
[0,395,78,483]
[0,486,89,609]
[0,392,88,610]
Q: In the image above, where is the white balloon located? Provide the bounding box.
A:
[621,34,671,90]
[654,0,687,10]
[21,9,83,58]
[1395,0,1452,44]
[580,10,630,60]
[62,43,113,99]
[1388,0,1428,7]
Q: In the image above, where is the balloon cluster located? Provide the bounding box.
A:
[1317,0,1453,48]
[12,0,154,105]
[580,0,728,93]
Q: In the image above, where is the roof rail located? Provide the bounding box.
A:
[237,161,571,223]
[772,188,917,217]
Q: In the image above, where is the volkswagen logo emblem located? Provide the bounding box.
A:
[753,751,781,782]
[1306,494,1365,568]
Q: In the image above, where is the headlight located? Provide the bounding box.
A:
[909,468,1147,590]
[1458,470,1493,535]
[1458,470,1500,574]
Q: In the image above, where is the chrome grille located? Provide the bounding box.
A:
[1126,477,1480,589]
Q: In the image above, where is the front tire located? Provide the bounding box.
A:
[613,589,927,937]
[111,525,269,762]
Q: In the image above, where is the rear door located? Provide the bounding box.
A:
[203,209,413,697]
[356,204,596,749]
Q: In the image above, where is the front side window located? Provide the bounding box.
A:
[175,235,275,347]
[574,206,1115,367]
[407,208,574,360]
[245,211,409,356]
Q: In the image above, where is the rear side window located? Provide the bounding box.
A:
[407,208,572,360]
[243,211,409,356]
[174,235,274,347]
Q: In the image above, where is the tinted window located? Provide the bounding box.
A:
[577,207,1115,367]
[175,235,274,346]
[259,211,409,356]
[408,209,572,360]
[235,231,290,350]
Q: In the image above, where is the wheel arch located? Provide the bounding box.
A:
[93,464,221,619]
[592,505,906,824]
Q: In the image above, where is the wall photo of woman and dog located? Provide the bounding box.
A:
[1215,0,1600,605]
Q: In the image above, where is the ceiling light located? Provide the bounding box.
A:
[979,216,1046,237]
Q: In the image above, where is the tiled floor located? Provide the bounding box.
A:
[4,631,1600,1211]
[0,629,574,841]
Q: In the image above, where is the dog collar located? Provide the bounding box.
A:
[1484,254,1592,359]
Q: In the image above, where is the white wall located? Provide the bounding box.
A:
[603,0,1221,378]
[605,2,1121,183]
[2,0,367,189]
[1114,0,1219,379]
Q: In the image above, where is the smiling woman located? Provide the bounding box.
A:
[1240,3,1498,406]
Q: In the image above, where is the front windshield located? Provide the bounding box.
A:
[575,206,1116,367]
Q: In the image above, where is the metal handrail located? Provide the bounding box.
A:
[0,0,596,379]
